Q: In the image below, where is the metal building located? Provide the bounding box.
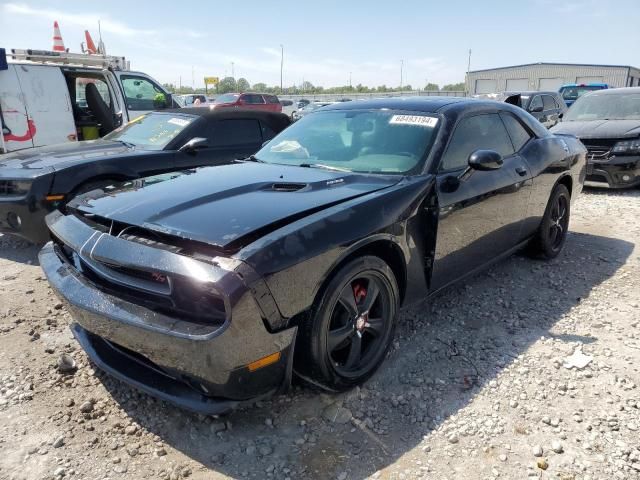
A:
[466,62,640,95]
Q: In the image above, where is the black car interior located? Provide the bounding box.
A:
[63,71,117,140]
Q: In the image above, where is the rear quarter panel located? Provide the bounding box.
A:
[521,134,586,234]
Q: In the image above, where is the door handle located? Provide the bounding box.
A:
[515,166,527,176]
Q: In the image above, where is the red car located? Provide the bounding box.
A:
[211,93,282,113]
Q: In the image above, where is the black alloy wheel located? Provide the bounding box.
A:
[528,183,571,259]
[296,256,399,391]
[327,272,393,378]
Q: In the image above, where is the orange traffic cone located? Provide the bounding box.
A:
[84,30,97,54]
[52,21,65,52]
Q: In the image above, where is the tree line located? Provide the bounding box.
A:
[163,78,466,95]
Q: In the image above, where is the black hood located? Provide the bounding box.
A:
[551,119,640,139]
[0,140,139,174]
[74,163,400,251]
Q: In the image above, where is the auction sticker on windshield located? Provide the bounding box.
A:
[168,117,191,127]
[389,115,438,127]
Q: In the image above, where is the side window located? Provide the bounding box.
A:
[265,95,280,104]
[209,119,262,146]
[121,75,167,111]
[500,113,533,152]
[261,123,277,141]
[529,95,543,111]
[440,114,515,171]
[243,94,265,105]
[542,95,556,110]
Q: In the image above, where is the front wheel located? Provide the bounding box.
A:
[528,183,571,259]
[295,256,399,391]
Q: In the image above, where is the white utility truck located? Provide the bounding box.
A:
[0,48,176,153]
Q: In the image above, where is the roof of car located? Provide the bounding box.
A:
[320,96,469,113]
[583,87,640,96]
[157,108,291,129]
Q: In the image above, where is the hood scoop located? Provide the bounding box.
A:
[270,182,308,192]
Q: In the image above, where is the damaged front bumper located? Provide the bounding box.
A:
[39,211,297,415]
[586,155,640,188]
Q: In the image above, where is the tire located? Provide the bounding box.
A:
[528,183,571,259]
[295,256,399,391]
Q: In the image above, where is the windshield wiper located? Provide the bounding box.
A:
[299,163,351,172]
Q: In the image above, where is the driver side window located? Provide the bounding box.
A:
[440,114,514,171]
[529,95,543,111]
[121,75,167,111]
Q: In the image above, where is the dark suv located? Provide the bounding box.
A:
[502,91,567,129]
[211,93,282,113]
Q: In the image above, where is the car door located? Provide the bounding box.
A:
[116,73,172,116]
[528,95,544,124]
[542,94,560,128]
[174,118,264,169]
[430,113,533,291]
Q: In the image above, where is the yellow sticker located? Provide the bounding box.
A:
[128,115,145,125]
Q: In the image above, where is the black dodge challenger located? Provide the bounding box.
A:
[0,108,290,243]
[40,98,586,414]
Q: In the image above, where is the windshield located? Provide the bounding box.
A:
[215,93,240,104]
[104,113,196,150]
[255,110,440,174]
[563,93,640,121]
[560,86,604,101]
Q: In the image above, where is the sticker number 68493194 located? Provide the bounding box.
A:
[389,115,438,128]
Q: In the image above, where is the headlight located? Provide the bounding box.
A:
[0,180,32,197]
[612,139,640,155]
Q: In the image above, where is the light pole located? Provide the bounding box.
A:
[349,71,352,89]
[231,62,235,79]
[400,59,404,91]
[466,49,472,96]
[280,44,284,94]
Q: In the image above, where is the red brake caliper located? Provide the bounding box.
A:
[353,283,367,305]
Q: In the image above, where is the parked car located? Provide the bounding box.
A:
[280,99,294,107]
[559,83,608,107]
[211,93,282,113]
[476,91,566,128]
[40,97,586,414]
[0,108,290,242]
[504,91,567,129]
[1,47,178,153]
[291,101,335,121]
[297,99,311,109]
[551,87,640,188]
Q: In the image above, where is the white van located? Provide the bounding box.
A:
[0,48,177,153]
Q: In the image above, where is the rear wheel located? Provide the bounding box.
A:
[296,256,399,391]
[528,183,570,259]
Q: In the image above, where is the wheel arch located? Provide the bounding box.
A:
[315,236,408,310]
[556,173,573,196]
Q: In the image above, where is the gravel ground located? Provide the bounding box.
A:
[0,188,639,480]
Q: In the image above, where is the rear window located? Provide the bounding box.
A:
[560,86,605,101]
[265,95,280,104]
[210,119,262,146]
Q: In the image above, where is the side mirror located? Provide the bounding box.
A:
[558,112,564,120]
[530,104,544,113]
[468,150,503,171]
[179,137,209,153]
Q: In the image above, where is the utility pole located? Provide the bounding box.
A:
[231,62,235,79]
[466,49,472,96]
[280,44,284,94]
[400,59,404,91]
[191,66,194,89]
[349,71,352,89]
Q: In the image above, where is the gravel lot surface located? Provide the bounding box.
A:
[0,188,639,480]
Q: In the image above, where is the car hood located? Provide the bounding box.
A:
[0,140,135,174]
[551,119,640,139]
[74,163,400,251]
